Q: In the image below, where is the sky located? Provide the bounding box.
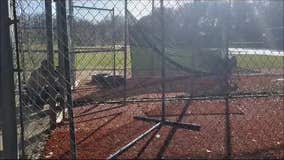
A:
[16,0,192,23]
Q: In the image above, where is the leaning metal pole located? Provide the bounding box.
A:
[55,0,77,159]
[107,123,161,159]
[0,0,18,158]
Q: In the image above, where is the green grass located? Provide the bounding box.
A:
[235,54,283,69]
[131,47,283,74]
[75,51,131,70]
[21,50,131,70]
[20,48,283,71]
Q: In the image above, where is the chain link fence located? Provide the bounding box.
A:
[0,0,283,159]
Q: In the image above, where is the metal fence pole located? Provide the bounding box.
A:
[11,0,25,157]
[45,0,57,130]
[46,0,54,67]
[112,8,116,77]
[152,0,155,14]
[123,0,128,104]
[68,0,76,88]
[19,1,26,83]
[56,0,67,115]
[224,0,232,158]
[160,0,166,122]
[151,0,155,75]
[55,0,77,159]
[0,0,18,158]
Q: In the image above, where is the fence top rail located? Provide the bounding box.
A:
[72,5,114,12]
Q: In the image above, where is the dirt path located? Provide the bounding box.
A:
[44,97,284,159]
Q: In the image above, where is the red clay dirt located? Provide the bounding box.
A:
[43,75,284,159]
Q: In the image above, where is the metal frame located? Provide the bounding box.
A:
[71,5,117,79]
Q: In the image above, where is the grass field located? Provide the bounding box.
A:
[75,51,132,70]
[20,48,283,71]
[235,54,283,69]
[21,50,132,70]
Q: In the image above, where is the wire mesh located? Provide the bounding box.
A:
[5,0,284,159]
[12,0,78,158]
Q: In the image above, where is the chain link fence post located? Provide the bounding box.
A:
[68,0,76,89]
[0,0,18,158]
[11,0,25,157]
[55,0,77,159]
[123,0,128,104]
[160,0,166,122]
[44,0,57,131]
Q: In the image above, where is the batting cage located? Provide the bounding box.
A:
[0,0,283,159]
